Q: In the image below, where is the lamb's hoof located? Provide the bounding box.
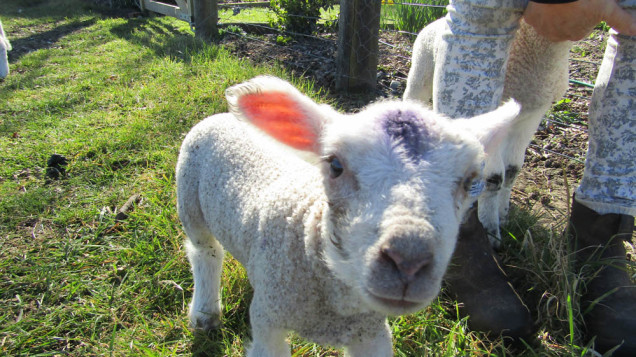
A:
[486,229,502,251]
[189,311,222,331]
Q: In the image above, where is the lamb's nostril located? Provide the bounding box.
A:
[381,247,403,268]
[381,246,432,279]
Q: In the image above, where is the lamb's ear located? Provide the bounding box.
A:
[453,100,520,156]
[225,76,333,154]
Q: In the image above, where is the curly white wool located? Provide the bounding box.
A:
[176,76,519,356]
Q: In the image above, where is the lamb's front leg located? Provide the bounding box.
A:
[247,302,291,357]
[344,321,392,357]
[497,130,534,230]
[479,192,502,248]
[478,156,506,249]
[184,229,225,331]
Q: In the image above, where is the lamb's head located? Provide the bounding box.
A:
[226,76,519,315]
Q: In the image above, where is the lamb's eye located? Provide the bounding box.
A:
[329,157,344,178]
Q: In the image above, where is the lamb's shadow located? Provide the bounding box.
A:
[191,329,230,357]
[8,18,97,63]
[187,274,254,356]
[190,318,253,356]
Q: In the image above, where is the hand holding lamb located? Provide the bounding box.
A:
[176,76,519,356]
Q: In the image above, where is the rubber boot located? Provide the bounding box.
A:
[445,205,534,340]
[569,198,636,356]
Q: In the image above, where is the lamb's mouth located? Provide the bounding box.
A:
[366,290,422,311]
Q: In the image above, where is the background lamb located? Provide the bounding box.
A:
[404,19,571,247]
[176,76,519,356]
[0,19,11,79]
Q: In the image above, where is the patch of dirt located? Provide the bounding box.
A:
[218,26,414,107]
[219,26,339,92]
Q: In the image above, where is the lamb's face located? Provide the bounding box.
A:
[320,102,486,315]
[226,76,516,315]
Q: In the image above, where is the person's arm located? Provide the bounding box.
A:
[524,0,636,41]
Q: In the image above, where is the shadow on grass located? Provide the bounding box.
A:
[188,270,254,356]
[109,17,217,64]
[191,329,230,357]
[190,317,253,356]
[8,18,97,63]
[3,0,93,19]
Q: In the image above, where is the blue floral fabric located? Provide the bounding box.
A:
[434,0,635,215]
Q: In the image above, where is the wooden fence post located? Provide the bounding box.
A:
[193,0,218,41]
[335,0,381,92]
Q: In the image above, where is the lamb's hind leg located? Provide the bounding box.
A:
[184,225,224,331]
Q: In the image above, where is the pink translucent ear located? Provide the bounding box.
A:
[238,92,318,152]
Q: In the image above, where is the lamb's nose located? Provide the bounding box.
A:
[381,246,433,282]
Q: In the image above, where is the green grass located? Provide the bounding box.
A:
[0,1,619,356]
[218,4,339,32]
[219,7,275,24]
[548,98,586,126]
[381,1,447,33]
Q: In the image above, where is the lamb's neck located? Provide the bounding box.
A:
[301,201,373,316]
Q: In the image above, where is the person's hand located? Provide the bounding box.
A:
[524,0,636,42]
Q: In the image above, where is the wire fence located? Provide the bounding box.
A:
[215,1,426,93]
[214,1,599,102]
[143,0,603,167]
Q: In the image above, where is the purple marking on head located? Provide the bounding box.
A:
[382,109,431,158]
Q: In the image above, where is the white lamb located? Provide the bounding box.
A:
[404,19,571,247]
[0,19,11,79]
[176,75,520,356]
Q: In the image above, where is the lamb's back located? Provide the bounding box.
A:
[176,113,322,263]
[177,114,382,342]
